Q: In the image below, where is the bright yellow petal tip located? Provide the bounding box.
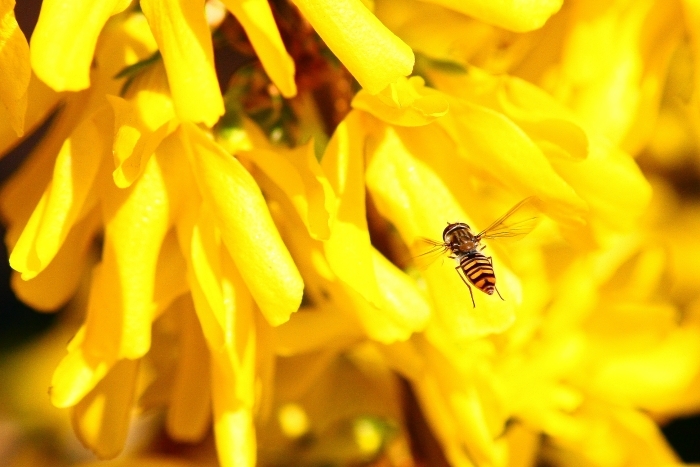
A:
[30,0,131,91]
[221,0,297,97]
[353,76,449,126]
[293,0,414,94]
[141,0,225,126]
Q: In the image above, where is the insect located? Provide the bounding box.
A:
[422,197,538,307]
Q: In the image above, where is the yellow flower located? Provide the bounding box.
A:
[378,0,688,155]
[0,0,30,136]
[29,0,415,127]
[5,10,305,464]
[3,0,700,466]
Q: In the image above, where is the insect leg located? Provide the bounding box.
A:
[486,256,505,301]
[455,265,476,308]
[494,286,504,301]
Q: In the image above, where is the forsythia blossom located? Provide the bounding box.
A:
[1,0,700,466]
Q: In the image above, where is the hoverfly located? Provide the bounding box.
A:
[421,197,539,307]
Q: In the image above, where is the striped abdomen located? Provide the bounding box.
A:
[459,252,496,295]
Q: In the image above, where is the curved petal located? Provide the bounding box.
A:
[0,0,30,136]
[11,208,100,311]
[9,110,106,280]
[166,295,212,442]
[188,205,227,351]
[351,249,431,343]
[1,90,98,252]
[422,0,563,32]
[221,0,296,97]
[550,140,652,232]
[107,86,176,188]
[71,358,139,459]
[293,0,414,93]
[141,0,224,126]
[50,334,115,409]
[211,347,256,467]
[83,154,172,360]
[181,122,303,326]
[239,126,335,240]
[429,70,589,160]
[153,229,189,316]
[30,0,131,90]
[437,99,588,224]
[352,76,449,127]
[321,111,382,306]
[0,74,60,155]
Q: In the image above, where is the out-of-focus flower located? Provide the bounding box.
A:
[0,0,30,136]
[2,0,700,467]
[376,0,689,155]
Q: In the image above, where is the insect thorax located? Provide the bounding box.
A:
[443,222,479,255]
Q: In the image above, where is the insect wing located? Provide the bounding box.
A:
[476,197,540,241]
[412,237,449,270]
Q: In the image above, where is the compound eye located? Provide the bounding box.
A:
[442,222,462,239]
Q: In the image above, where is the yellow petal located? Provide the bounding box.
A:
[554,405,679,467]
[211,351,257,467]
[83,156,172,360]
[254,311,275,422]
[276,303,363,355]
[107,69,176,188]
[422,0,563,32]
[152,230,189,316]
[494,76,589,160]
[220,0,296,97]
[1,89,99,253]
[188,205,227,352]
[406,341,503,467]
[410,370,480,467]
[166,295,212,442]
[292,0,414,93]
[426,67,651,237]
[437,100,588,223]
[0,0,30,136]
[9,111,106,280]
[431,69,589,160]
[351,249,431,343]
[95,8,161,90]
[12,208,100,311]
[50,338,115,409]
[221,250,256,376]
[271,211,366,354]
[0,74,60,155]
[364,124,456,246]
[550,0,680,152]
[550,140,652,233]
[352,76,449,126]
[72,358,139,459]
[238,124,335,240]
[321,111,382,306]
[141,0,224,126]
[373,0,482,65]
[585,311,700,412]
[30,0,131,90]
[181,122,303,326]
[81,262,128,361]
